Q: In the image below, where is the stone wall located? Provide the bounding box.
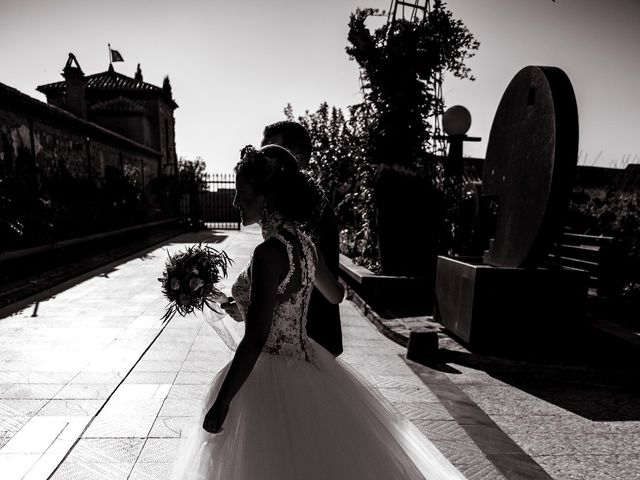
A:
[0,82,162,187]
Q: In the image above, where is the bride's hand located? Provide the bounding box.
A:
[210,291,229,304]
[221,300,243,322]
[203,400,229,434]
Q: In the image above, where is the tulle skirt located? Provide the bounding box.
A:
[171,340,466,480]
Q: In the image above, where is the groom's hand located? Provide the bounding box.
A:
[203,401,229,434]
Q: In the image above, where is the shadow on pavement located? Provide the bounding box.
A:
[165,230,229,244]
[0,229,228,320]
[439,347,640,422]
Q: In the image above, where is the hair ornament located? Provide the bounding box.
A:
[240,144,258,160]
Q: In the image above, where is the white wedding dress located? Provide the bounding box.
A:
[171,220,467,480]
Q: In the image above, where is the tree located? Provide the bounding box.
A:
[287,3,479,275]
[162,75,173,98]
[346,2,479,169]
[178,156,207,230]
[177,156,206,188]
[286,103,380,271]
[345,2,479,275]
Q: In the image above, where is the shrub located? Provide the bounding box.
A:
[568,186,640,309]
[285,3,478,273]
[0,158,152,251]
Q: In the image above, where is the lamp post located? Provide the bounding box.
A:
[441,105,479,177]
[436,105,481,255]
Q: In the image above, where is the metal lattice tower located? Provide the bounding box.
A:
[385,0,446,154]
[387,0,431,25]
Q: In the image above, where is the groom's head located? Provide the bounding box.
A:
[261,121,312,170]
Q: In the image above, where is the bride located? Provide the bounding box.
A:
[171,144,466,479]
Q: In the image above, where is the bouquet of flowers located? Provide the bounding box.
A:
[159,243,232,324]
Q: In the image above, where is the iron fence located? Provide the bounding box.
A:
[180,173,240,230]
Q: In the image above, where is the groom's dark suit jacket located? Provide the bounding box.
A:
[307,199,343,356]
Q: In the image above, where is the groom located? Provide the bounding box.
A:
[262,121,343,356]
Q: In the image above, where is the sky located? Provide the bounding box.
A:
[0,0,639,173]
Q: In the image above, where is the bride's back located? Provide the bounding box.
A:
[232,220,318,362]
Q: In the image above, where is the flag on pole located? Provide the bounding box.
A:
[110,48,124,63]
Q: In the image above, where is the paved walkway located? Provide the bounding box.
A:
[0,227,638,479]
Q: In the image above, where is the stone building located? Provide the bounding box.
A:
[0,53,178,186]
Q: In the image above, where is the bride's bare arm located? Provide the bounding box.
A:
[203,239,286,433]
[314,249,345,304]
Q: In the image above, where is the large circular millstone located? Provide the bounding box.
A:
[482,66,579,268]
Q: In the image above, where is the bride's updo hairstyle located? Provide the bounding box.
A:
[234,144,322,227]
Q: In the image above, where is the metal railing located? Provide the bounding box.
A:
[180,173,240,230]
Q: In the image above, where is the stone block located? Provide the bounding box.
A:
[434,256,588,353]
[406,328,439,365]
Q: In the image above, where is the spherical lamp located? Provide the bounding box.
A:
[443,105,472,136]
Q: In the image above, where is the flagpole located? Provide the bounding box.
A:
[108,43,112,66]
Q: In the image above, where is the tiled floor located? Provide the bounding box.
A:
[1,226,639,479]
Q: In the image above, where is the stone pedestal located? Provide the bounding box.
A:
[339,254,434,315]
[434,256,588,352]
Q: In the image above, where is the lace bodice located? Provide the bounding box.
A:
[231,218,318,362]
